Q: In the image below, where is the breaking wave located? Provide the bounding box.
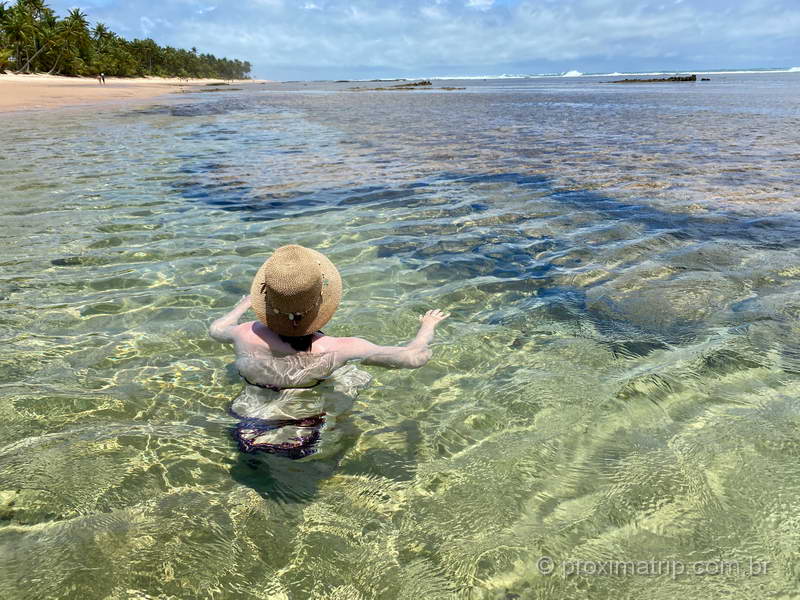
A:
[379,66,800,81]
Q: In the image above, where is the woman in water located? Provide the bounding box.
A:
[209,244,448,459]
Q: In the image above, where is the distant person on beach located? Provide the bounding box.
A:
[209,245,448,459]
[97,73,105,85]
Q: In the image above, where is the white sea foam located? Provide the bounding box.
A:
[600,68,800,76]
[371,66,800,81]
[406,73,544,80]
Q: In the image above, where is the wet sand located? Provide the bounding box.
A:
[0,73,266,112]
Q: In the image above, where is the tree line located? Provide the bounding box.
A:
[0,0,251,79]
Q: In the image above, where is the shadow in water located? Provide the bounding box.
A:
[229,447,350,504]
[176,166,800,251]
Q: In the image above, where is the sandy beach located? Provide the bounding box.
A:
[0,73,266,112]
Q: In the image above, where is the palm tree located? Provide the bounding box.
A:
[3,0,53,73]
[14,0,46,71]
[2,0,252,78]
[47,8,89,74]
[3,3,34,72]
[0,2,8,58]
[14,5,56,72]
[21,0,45,19]
[0,48,12,71]
[92,22,109,43]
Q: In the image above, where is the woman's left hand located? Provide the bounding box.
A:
[237,294,252,309]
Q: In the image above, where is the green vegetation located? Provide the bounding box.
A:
[0,0,251,78]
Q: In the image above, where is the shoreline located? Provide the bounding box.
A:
[0,73,268,112]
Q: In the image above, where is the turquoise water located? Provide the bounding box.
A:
[2,73,800,599]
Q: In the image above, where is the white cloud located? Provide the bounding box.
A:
[139,15,154,36]
[48,0,800,78]
[466,0,494,9]
[140,15,173,37]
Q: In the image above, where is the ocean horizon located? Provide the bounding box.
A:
[339,65,800,82]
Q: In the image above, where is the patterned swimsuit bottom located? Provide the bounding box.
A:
[230,374,326,460]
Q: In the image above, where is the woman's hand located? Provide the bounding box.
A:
[419,309,449,327]
[237,294,252,309]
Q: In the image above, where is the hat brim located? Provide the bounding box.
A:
[250,248,342,336]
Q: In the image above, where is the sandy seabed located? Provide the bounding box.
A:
[0,72,266,112]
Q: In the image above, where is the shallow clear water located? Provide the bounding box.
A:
[2,73,800,599]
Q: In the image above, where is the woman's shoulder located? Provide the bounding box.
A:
[311,335,379,361]
[231,320,257,338]
[234,321,280,345]
[312,334,358,352]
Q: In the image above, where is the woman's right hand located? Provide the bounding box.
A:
[419,309,450,327]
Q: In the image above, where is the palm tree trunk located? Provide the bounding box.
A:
[48,46,65,75]
[15,40,50,74]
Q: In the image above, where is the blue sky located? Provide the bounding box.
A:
[48,0,800,80]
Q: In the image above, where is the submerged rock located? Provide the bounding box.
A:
[586,269,744,338]
[393,80,432,87]
[349,80,440,91]
[609,74,697,83]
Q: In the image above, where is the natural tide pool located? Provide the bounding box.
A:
[2,74,800,599]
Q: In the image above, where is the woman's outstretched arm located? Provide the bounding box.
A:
[209,295,252,343]
[331,309,449,369]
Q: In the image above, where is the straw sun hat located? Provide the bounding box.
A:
[249,245,342,336]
